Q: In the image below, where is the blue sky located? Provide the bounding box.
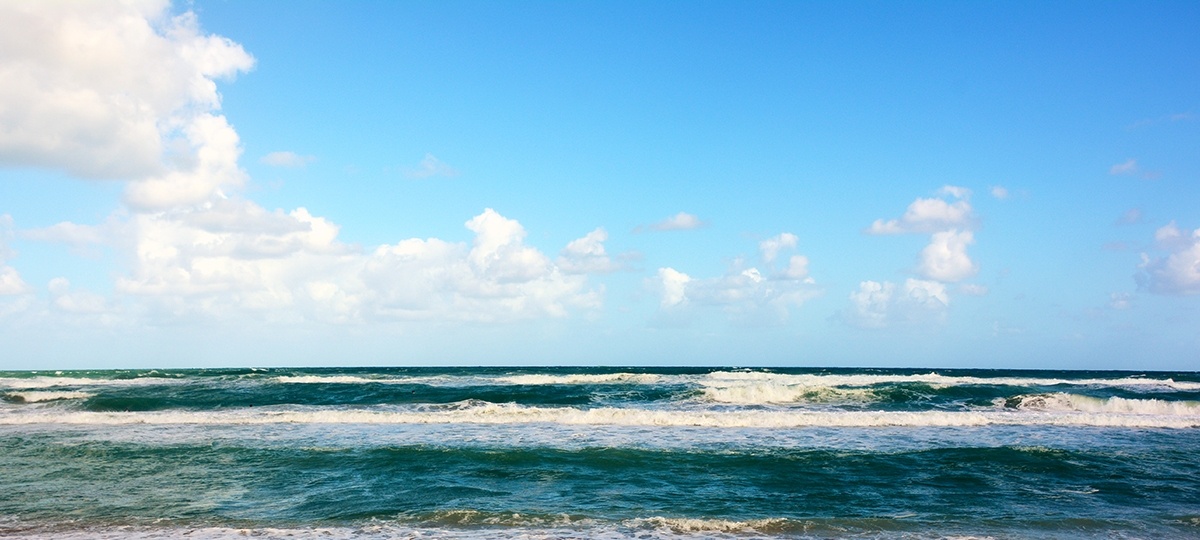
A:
[0,1,1197,370]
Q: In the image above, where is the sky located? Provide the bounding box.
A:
[0,0,1198,370]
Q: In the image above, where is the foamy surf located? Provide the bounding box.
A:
[2,402,1197,428]
[1004,392,1200,415]
[3,367,1199,540]
[701,370,1200,391]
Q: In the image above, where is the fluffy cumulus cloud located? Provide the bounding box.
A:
[655,233,818,319]
[39,203,603,324]
[866,187,974,235]
[867,186,979,282]
[850,186,984,328]
[0,2,605,327]
[0,1,254,182]
[917,230,978,282]
[556,228,630,274]
[1137,222,1200,295]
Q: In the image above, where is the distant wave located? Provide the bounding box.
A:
[3,402,1197,428]
[275,375,419,385]
[495,373,662,385]
[0,376,186,389]
[701,370,1200,391]
[1,391,94,403]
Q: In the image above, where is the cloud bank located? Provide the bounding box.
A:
[0,2,605,327]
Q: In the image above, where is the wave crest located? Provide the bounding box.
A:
[1006,393,1200,415]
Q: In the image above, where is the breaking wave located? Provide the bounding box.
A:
[2,401,1197,428]
[701,370,1200,391]
[1005,393,1200,415]
[496,373,663,385]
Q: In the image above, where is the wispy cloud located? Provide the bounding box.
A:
[261,151,315,168]
[1109,159,1139,176]
[1115,208,1143,226]
[1127,111,1194,130]
[405,153,459,179]
[637,212,705,233]
[261,151,316,168]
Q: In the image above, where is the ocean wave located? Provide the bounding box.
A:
[703,371,1200,391]
[2,402,1197,429]
[0,376,187,389]
[496,373,662,385]
[628,516,791,534]
[1005,393,1200,415]
[700,383,878,405]
[2,391,93,403]
[275,375,412,384]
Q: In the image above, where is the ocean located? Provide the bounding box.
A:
[1,366,1198,539]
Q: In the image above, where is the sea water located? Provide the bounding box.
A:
[1,367,1198,539]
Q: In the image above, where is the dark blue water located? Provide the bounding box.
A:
[2,367,1198,539]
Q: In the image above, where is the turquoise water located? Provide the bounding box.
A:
[2,367,1199,539]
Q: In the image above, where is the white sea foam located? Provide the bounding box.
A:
[0,522,802,540]
[1006,393,1200,415]
[0,376,186,389]
[276,375,403,384]
[629,516,790,533]
[701,383,878,405]
[3,391,93,403]
[702,371,1200,391]
[496,373,662,385]
[2,402,1197,429]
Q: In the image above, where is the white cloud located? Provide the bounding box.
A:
[847,280,894,329]
[0,215,29,296]
[843,279,949,329]
[851,186,984,326]
[759,233,798,264]
[990,186,1009,200]
[261,151,315,168]
[0,4,606,327]
[1137,222,1200,295]
[657,268,691,308]
[1109,159,1138,176]
[405,153,458,179]
[917,229,978,282]
[24,200,602,324]
[781,255,810,280]
[866,188,973,235]
[938,185,971,199]
[1109,292,1133,310]
[640,212,704,232]
[0,2,253,180]
[123,113,247,211]
[653,234,819,319]
[108,205,601,322]
[557,228,626,274]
